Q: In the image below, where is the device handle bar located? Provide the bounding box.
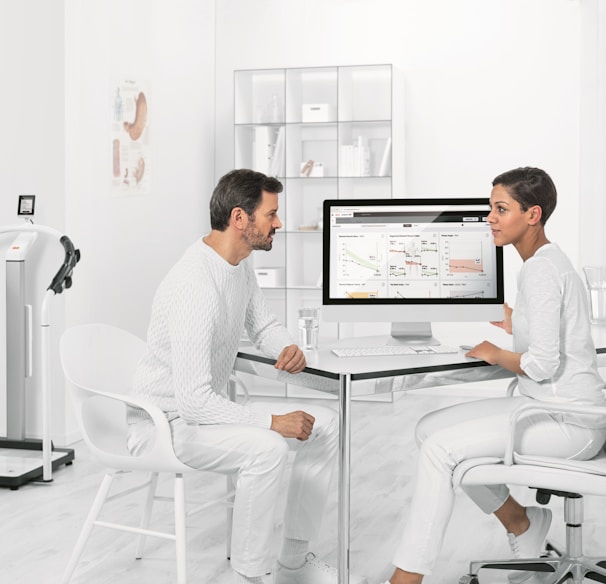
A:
[0,224,81,294]
[48,236,81,294]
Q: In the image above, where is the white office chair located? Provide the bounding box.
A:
[454,398,606,584]
[59,323,239,584]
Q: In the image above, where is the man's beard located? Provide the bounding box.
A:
[243,222,274,251]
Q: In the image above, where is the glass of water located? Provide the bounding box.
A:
[583,266,606,325]
[298,307,320,350]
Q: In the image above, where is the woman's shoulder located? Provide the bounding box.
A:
[531,243,576,272]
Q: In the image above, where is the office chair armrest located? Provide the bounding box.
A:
[505,378,518,396]
[504,400,606,465]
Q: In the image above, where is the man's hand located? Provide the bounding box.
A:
[271,410,315,441]
[275,344,306,374]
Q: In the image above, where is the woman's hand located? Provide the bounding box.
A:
[466,340,525,375]
[465,340,501,364]
[275,344,306,374]
[490,302,513,334]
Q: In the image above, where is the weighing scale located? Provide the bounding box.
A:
[0,195,81,489]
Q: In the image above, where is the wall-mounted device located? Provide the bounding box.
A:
[17,195,36,216]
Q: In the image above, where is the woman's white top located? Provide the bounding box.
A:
[513,243,605,421]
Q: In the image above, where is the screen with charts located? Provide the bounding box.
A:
[322,198,504,332]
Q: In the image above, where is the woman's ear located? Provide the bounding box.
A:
[528,205,543,226]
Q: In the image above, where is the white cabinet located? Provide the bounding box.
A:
[234,64,402,397]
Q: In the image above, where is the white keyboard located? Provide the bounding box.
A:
[331,344,460,358]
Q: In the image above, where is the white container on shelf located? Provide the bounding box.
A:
[254,267,285,287]
[302,104,334,123]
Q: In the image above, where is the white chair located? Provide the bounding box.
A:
[454,399,606,584]
[60,323,237,583]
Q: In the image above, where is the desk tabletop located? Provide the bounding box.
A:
[235,323,606,394]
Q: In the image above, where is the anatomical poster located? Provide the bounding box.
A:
[111,79,150,195]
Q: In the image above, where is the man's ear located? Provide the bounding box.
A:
[528,205,543,226]
[230,207,246,231]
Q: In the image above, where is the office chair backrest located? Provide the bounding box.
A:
[61,323,191,473]
[60,323,146,394]
[60,324,145,459]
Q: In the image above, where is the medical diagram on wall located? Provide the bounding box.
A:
[111,79,150,195]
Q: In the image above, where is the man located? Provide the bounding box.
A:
[127,169,366,584]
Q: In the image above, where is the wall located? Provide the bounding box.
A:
[0,0,217,445]
[63,0,217,441]
[580,0,606,267]
[214,0,588,307]
[1,0,605,445]
[0,1,67,438]
[65,0,217,337]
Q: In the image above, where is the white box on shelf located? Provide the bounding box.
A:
[302,104,333,123]
[254,267,285,287]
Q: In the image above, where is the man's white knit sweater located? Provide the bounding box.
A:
[129,239,293,429]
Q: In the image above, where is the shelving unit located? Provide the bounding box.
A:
[234,64,403,398]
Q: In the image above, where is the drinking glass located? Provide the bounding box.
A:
[583,266,606,325]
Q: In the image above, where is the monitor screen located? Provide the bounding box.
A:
[322,198,504,345]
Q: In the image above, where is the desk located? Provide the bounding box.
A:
[233,324,606,584]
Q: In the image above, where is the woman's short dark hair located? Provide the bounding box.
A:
[210,169,283,231]
[492,167,557,225]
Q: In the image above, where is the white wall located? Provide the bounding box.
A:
[0,0,217,445]
[580,0,606,267]
[65,0,217,339]
[0,1,67,439]
[2,0,606,445]
[214,0,589,305]
[61,0,217,441]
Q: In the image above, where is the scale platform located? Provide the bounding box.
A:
[0,438,75,490]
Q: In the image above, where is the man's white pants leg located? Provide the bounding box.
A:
[132,402,338,578]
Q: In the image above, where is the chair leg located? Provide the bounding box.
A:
[226,473,236,560]
[60,473,115,583]
[135,472,159,559]
[174,473,187,584]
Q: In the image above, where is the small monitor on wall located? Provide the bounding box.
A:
[322,198,504,345]
[18,195,36,216]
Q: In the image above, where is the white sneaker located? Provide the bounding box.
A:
[273,552,368,584]
[507,506,552,584]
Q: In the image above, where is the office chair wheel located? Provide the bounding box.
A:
[458,576,479,584]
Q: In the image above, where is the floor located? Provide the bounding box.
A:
[2,382,605,584]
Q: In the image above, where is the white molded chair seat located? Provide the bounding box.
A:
[60,323,236,584]
[455,399,606,584]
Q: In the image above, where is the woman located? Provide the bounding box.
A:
[381,167,606,584]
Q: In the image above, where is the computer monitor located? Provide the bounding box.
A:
[322,198,504,345]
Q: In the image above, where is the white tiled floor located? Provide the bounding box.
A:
[1,386,604,583]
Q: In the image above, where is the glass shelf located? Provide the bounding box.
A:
[235,64,397,353]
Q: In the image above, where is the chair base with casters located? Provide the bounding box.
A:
[453,397,606,584]
[458,486,606,584]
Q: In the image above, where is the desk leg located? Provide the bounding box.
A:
[338,373,352,584]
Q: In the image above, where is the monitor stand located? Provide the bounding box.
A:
[387,322,440,346]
